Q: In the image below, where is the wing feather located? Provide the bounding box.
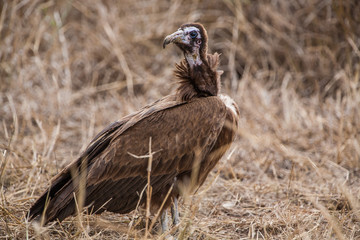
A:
[87,96,226,184]
[29,95,226,223]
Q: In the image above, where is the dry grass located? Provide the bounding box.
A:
[1,0,360,239]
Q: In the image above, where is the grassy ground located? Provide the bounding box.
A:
[1,0,359,239]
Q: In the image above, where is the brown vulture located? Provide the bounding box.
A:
[28,23,239,231]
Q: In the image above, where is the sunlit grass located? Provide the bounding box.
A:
[0,0,359,239]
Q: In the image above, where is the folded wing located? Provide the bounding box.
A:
[29,96,227,223]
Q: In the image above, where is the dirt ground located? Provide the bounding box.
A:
[1,0,359,239]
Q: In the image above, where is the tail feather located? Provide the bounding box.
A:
[28,120,124,224]
[28,169,73,224]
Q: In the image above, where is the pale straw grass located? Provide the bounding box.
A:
[1,0,359,239]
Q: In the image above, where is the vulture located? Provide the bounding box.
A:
[29,23,239,231]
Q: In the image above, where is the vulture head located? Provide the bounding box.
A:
[163,23,221,100]
[163,23,208,68]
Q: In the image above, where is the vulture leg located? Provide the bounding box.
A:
[161,209,169,233]
[171,197,180,225]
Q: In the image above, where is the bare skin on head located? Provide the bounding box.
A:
[164,26,203,67]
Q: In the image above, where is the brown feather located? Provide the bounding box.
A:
[29,96,228,223]
[29,23,239,225]
[175,53,222,101]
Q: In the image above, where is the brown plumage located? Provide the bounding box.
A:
[29,23,239,227]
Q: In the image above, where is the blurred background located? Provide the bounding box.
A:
[0,0,359,239]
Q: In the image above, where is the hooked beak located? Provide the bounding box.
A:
[163,29,184,49]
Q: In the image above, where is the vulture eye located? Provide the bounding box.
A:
[189,31,198,39]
